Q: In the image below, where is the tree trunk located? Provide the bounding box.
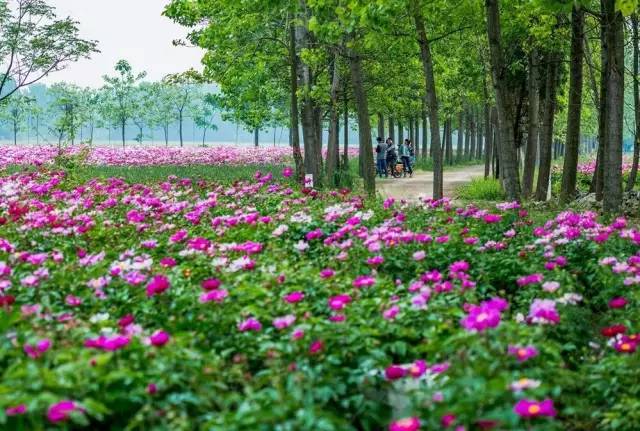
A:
[414,114,420,158]
[253,128,259,147]
[348,50,375,195]
[464,109,471,159]
[409,117,415,146]
[178,111,184,147]
[398,121,403,146]
[164,124,169,147]
[485,0,521,201]
[412,1,443,198]
[446,118,454,165]
[421,106,428,159]
[593,1,608,200]
[484,103,492,178]
[469,108,477,159]
[602,0,624,213]
[388,117,395,142]
[476,112,483,160]
[202,127,208,146]
[627,13,640,192]
[343,84,349,168]
[377,113,385,140]
[327,54,341,185]
[560,5,585,204]
[523,49,540,197]
[121,119,126,149]
[296,2,321,186]
[457,111,464,160]
[535,52,560,201]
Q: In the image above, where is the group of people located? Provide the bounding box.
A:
[375,137,414,178]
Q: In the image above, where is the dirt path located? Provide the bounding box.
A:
[377,164,485,201]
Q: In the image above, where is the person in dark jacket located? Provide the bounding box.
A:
[375,137,388,178]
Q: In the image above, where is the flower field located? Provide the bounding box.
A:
[0,168,639,430]
[0,146,296,168]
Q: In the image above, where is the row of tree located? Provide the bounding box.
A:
[164,0,640,213]
[1,61,222,148]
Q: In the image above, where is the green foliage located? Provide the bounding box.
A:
[456,177,506,201]
[0,0,98,103]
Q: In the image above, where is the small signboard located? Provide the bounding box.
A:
[305,174,314,188]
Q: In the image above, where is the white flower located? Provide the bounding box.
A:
[294,240,309,252]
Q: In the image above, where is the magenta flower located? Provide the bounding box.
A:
[238,317,262,332]
[199,289,229,303]
[5,404,26,416]
[389,417,421,431]
[513,399,556,418]
[65,295,82,306]
[461,298,507,332]
[149,330,170,347]
[319,268,335,279]
[84,335,130,351]
[282,166,294,177]
[23,338,52,359]
[146,275,170,297]
[367,255,384,266]
[609,297,628,309]
[201,278,222,290]
[283,291,305,303]
[309,339,324,354]
[385,365,407,380]
[508,345,539,362]
[147,383,158,394]
[47,400,81,423]
[449,260,470,273]
[328,294,351,311]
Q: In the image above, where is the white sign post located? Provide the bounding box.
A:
[304,174,314,188]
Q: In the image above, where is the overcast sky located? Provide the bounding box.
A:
[41,0,204,88]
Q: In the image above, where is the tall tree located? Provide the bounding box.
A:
[0,0,97,103]
[560,4,585,204]
[628,13,640,192]
[485,0,521,201]
[101,60,146,148]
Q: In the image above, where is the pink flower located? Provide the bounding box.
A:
[282,166,294,178]
[407,360,427,378]
[47,400,81,423]
[309,339,324,354]
[517,273,544,287]
[352,275,376,288]
[146,275,170,297]
[160,257,176,267]
[614,339,638,353]
[85,335,131,351]
[383,305,400,320]
[508,345,539,362]
[513,399,556,418]
[147,383,158,394]
[65,295,82,307]
[283,291,305,303]
[328,294,351,311]
[528,299,560,325]
[149,330,170,347]
[238,317,262,332]
[609,297,628,309]
[292,328,305,340]
[441,413,456,427]
[413,251,426,261]
[461,298,507,332]
[23,338,52,359]
[367,255,384,266]
[5,404,26,416]
[449,261,470,273]
[273,315,296,330]
[385,365,407,380]
[389,417,421,431]
[320,268,335,279]
[199,289,229,303]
